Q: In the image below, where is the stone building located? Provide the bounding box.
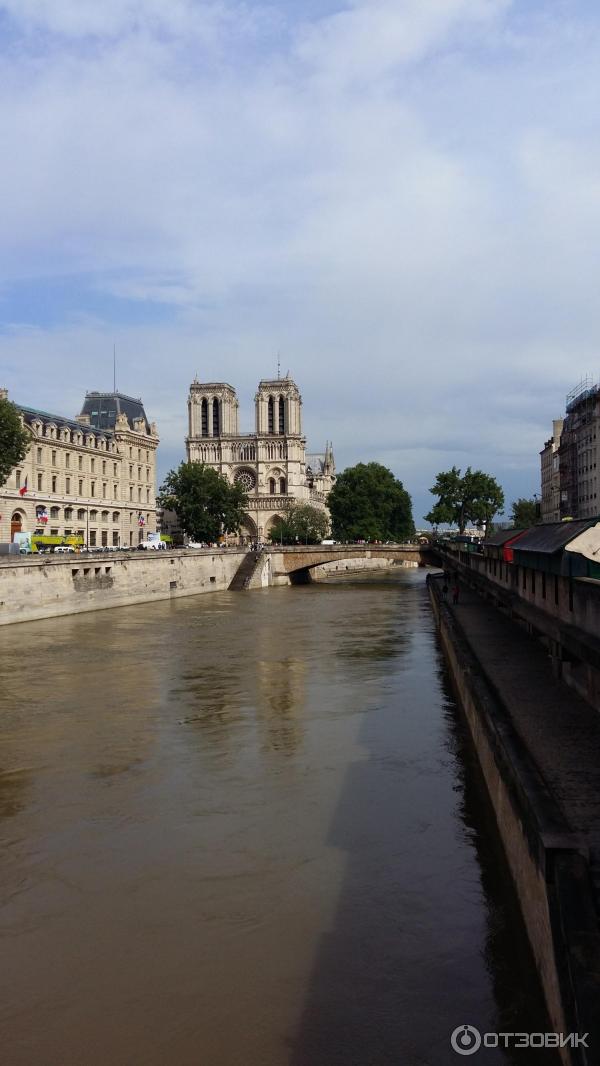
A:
[540,418,563,523]
[1,388,159,547]
[185,374,335,541]
[558,379,600,520]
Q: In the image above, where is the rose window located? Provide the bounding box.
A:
[234,468,256,491]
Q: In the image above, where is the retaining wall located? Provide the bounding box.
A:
[0,549,247,625]
[429,574,600,1066]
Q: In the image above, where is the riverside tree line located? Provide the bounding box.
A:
[157,459,517,544]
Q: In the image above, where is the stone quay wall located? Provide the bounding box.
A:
[429,574,600,1066]
[441,545,600,710]
[0,549,247,626]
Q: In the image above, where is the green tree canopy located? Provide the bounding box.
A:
[158,462,248,543]
[510,497,539,527]
[0,397,30,486]
[327,462,415,542]
[269,503,329,545]
[426,466,505,533]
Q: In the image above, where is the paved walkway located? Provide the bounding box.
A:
[442,579,600,897]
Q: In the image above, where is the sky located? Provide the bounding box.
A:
[1,0,599,524]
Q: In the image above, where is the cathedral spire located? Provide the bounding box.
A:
[324,440,335,474]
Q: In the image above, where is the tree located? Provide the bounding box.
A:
[510,497,539,527]
[424,466,463,530]
[327,462,415,542]
[269,503,329,545]
[466,470,505,532]
[426,466,505,533]
[0,396,30,486]
[158,462,248,543]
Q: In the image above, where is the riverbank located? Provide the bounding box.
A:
[0,548,247,625]
[428,573,600,1065]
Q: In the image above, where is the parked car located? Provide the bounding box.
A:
[54,545,75,554]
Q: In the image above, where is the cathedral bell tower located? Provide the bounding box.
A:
[188,379,239,439]
[255,376,302,436]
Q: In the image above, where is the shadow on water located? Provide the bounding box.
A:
[290,575,558,1066]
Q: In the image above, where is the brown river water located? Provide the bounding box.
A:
[0,568,554,1065]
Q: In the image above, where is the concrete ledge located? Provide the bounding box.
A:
[428,573,600,1066]
[0,549,248,625]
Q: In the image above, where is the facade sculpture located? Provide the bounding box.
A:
[0,388,159,547]
[185,375,335,541]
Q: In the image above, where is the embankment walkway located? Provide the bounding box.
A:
[445,579,600,890]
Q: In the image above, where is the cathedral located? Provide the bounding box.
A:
[186,375,335,541]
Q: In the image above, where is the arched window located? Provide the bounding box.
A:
[212,398,220,437]
[77,509,86,520]
[279,477,286,494]
[201,398,208,436]
[278,396,285,434]
[112,511,120,522]
[269,478,276,495]
[268,396,274,434]
[90,509,97,521]
[50,506,60,519]
[64,507,73,520]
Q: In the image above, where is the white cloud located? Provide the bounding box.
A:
[0,0,253,40]
[0,0,599,520]
[295,0,510,86]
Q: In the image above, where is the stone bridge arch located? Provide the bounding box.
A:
[263,544,437,584]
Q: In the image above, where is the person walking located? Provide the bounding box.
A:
[441,581,448,601]
[452,582,460,606]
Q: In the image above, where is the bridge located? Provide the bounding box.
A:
[231,542,440,588]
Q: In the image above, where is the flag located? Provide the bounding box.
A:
[138,513,145,527]
[18,476,28,497]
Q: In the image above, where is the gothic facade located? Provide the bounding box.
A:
[185,375,335,540]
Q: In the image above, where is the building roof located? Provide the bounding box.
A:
[483,528,526,547]
[564,523,600,563]
[80,391,150,433]
[257,377,300,392]
[306,452,326,473]
[17,404,113,438]
[511,519,597,555]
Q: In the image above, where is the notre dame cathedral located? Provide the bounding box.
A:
[186,375,335,541]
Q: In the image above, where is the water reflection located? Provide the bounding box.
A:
[0,571,553,1065]
[256,658,306,754]
[0,769,31,820]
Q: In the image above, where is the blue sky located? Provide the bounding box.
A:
[1,0,599,523]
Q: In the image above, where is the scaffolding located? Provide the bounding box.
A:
[566,375,600,412]
[561,376,600,518]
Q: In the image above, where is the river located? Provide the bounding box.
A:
[0,568,554,1064]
